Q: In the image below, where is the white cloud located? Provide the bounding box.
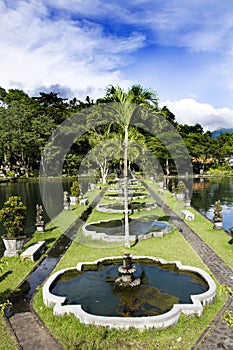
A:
[0,0,145,99]
[142,1,233,53]
[160,98,233,131]
[2,0,233,111]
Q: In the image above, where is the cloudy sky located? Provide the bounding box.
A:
[1,0,233,130]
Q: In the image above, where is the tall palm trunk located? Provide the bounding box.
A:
[123,125,130,248]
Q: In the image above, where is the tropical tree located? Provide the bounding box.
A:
[97,85,158,248]
[0,89,37,175]
[84,136,115,184]
[216,132,233,162]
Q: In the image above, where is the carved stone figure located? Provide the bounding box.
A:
[36,204,45,232]
[213,200,223,229]
[63,191,70,210]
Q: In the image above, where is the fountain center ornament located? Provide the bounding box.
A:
[115,254,141,287]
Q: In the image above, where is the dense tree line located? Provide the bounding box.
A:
[0,85,232,178]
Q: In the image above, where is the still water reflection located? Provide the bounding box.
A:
[191,177,233,232]
[0,178,89,236]
[1,177,232,237]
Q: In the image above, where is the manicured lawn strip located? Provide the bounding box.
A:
[34,231,226,350]
[51,228,214,271]
[0,188,102,350]
[85,206,164,223]
[146,180,233,271]
[0,319,18,350]
[85,186,163,224]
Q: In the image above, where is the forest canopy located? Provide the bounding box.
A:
[0,85,232,179]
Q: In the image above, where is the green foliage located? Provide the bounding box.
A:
[0,84,233,176]
[6,170,15,178]
[176,181,186,194]
[0,259,7,274]
[221,285,233,297]
[0,259,11,316]
[70,181,80,196]
[221,285,233,327]
[223,310,233,327]
[207,164,233,175]
[0,196,26,237]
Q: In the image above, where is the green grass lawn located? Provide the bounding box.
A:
[33,184,228,350]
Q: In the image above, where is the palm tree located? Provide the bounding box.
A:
[101,85,158,248]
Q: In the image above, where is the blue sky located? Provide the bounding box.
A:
[1,0,233,130]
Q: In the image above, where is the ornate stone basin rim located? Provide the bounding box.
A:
[96,202,157,213]
[82,218,173,242]
[104,193,150,200]
[43,256,216,330]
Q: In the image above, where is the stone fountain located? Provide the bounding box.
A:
[43,255,216,329]
[115,254,141,288]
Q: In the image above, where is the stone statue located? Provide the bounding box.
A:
[213,200,223,229]
[35,204,45,232]
[63,191,70,210]
[185,188,191,207]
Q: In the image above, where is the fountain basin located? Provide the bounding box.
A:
[104,193,149,200]
[108,186,145,193]
[82,216,172,242]
[43,256,216,330]
[96,201,157,213]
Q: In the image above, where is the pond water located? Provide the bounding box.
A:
[84,216,172,238]
[51,261,208,317]
[191,177,233,232]
[0,178,90,236]
[1,176,232,238]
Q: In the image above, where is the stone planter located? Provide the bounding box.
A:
[176,193,185,202]
[36,224,45,232]
[70,196,78,205]
[63,203,70,210]
[2,235,26,257]
[213,221,223,230]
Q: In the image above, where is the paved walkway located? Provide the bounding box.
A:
[145,184,233,350]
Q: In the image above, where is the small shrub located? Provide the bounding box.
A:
[70,181,80,197]
[0,196,26,238]
[176,181,186,194]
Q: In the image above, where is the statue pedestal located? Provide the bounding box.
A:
[36,224,45,232]
[213,221,222,229]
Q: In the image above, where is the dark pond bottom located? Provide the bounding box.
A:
[99,201,156,212]
[51,262,208,317]
[86,216,171,236]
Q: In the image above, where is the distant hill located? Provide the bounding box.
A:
[212,128,233,138]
